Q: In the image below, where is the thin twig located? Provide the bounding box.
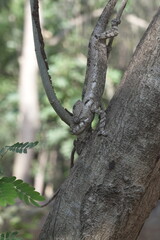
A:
[107,0,128,56]
[40,188,60,207]
[116,0,128,21]
[30,0,72,126]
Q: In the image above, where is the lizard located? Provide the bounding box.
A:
[71,0,127,137]
[71,0,128,156]
[72,20,119,136]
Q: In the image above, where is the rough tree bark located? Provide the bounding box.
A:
[39,7,160,240]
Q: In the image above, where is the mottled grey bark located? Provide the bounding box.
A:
[39,8,160,240]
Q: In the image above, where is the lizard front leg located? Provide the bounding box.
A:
[95,19,120,40]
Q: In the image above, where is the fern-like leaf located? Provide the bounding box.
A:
[0,231,22,240]
[0,147,7,155]
[0,176,45,207]
[0,183,17,206]
[0,141,39,159]
[6,141,39,154]
[14,180,45,206]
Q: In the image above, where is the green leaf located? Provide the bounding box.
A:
[23,195,30,205]
[23,148,27,153]
[4,141,39,155]
[0,147,7,155]
[16,148,22,153]
[5,232,9,238]
[27,141,39,149]
[13,177,45,206]
[0,182,17,207]
[21,142,29,148]
[28,191,45,201]
[0,233,4,239]
[0,231,22,240]
[0,176,16,183]
[29,198,40,207]
[16,191,24,201]
[11,231,19,236]
[13,179,23,186]
[0,176,45,207]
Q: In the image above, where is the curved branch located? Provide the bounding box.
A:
[30,0,72,126]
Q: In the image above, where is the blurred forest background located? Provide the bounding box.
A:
[0,0,159,239]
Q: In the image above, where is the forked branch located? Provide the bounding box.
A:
[30,0,127,134]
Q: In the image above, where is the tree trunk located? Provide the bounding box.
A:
[39,8,160,240]
[34,150,48,195]
[13,0,39,182]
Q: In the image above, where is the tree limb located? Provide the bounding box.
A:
[30,0,72,126]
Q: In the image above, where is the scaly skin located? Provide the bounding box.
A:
[71,0,129,137]
[72,21,119,135]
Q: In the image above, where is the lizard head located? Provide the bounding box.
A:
[72,100,94,135]
[72,100,84,124]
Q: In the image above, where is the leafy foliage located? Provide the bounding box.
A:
[0,231,22,240]
[0,141,39,157]
[0,141,43,207]
[0,176,45,207]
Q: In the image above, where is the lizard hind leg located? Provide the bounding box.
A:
[95,18,120,41]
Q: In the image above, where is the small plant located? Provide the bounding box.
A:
[0,231,22,240]
[0,141,44,207]
[0,176,45,207]
[0,141,39,157]
[0,141,44,238]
